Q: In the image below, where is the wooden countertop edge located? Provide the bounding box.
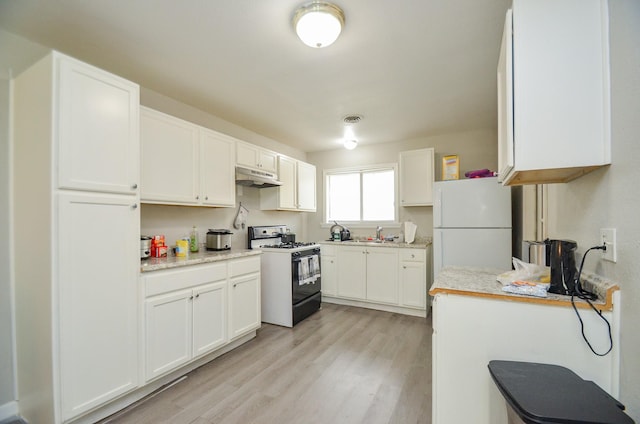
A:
[428,285,619,311]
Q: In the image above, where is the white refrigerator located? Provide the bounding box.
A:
[433,177,512,277]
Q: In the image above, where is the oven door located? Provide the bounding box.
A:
[291,250,321,304]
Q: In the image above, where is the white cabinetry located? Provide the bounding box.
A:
[142,262,227,381]
[320,245,337,296]
[498,0,611,185]
[228,256,261,340]
[236,141,278,173]
[13,51,140,423]
[260,156,317,212]
[143,262,228,381]
[140,107,199,204]
[399,249,427,309]
[145,289,192,380]
[432,292,618,424]
[336,246,368,299]
[140,106,236,207]
[192,282,228,356]
[327,244,428,317]
[366,248,399,304]
[337,246,399,304]
[199,128,236,206]
[399,148,435,206]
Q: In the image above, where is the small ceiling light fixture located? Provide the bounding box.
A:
[292,2,345,48]
[343,139,358,150]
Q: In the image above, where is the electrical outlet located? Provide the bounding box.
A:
[600,228,617,263]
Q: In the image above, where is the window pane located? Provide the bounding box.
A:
[363,170,394,221]
[327,173,360,221]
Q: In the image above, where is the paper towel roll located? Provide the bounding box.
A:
[404,221,417,244]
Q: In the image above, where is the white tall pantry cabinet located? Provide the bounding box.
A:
[12,52,140,423]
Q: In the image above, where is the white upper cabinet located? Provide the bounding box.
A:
[296,160,317,211]
[199,128,236,207]
[57,54,139,194]
[141,107,199,204]
[260,155,317,212]
[399,148,434,206]
[236,141,278,173]
[498,0,611,185]
[140,106,235,207]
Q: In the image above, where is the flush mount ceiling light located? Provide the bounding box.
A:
[343,139,358,150]
[292,2,345,48]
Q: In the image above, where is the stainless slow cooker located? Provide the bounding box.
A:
[206,229,232,251]
[140,236,151,259]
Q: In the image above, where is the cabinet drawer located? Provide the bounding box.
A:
[400,249,426,262]
[144,262,227,297]
[229,256,261,278]
[321,244,336,256]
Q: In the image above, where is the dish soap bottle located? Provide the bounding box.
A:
[189,225,199,253]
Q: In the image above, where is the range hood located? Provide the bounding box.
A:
[235,165,283,188]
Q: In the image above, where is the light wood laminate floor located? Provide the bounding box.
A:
[103,303,432,424]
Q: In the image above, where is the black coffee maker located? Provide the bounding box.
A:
[548,239,578,295]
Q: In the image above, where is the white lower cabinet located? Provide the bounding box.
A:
[145,289,193,380]
[58,193,140,420]
[329,244,427,316]
[143,258,259,382]
[336,246,367,299]
[366,248,399,304]
[431,292,618,424]
[192,282,228,356]
[320,245,337,296]
[399,248,427,309]
[145,280,227,381]
[228,256,261,340]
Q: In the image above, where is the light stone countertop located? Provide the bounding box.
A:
[140,249,261,273]
[318,239,431,249]
[429,266,619,311]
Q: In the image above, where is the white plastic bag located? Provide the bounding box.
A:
[497,257,551,298]
[497,257,550,286]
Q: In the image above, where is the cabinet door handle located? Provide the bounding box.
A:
[233,283,237,288]
[196,195,199,200]
[189,295,194,300]
[205,196,209,201]
[131,183,138,189]
[411,254,415,258]
[195,293,200,298]
[403,265,407,269]
[131,203,138,209]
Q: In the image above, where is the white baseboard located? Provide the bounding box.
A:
[322,296,427,318]
[0,400,19,421]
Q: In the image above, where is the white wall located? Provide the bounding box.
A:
[305,128,498,242]
[546,0,640,419]
[0,28,48,419]
[0,65,15,418]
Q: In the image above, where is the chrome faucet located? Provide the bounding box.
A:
[376,226,383,240]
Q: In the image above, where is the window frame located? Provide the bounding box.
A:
[322,163,400,228]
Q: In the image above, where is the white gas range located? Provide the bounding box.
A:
[248,226,321,327]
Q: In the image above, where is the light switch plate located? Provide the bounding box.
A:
[600,228,617,263]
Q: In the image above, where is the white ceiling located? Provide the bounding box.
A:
[0,0,511,152]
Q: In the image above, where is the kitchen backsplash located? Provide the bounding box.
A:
[141,187,306,250]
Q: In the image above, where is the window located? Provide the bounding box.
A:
[325,164,397,224]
